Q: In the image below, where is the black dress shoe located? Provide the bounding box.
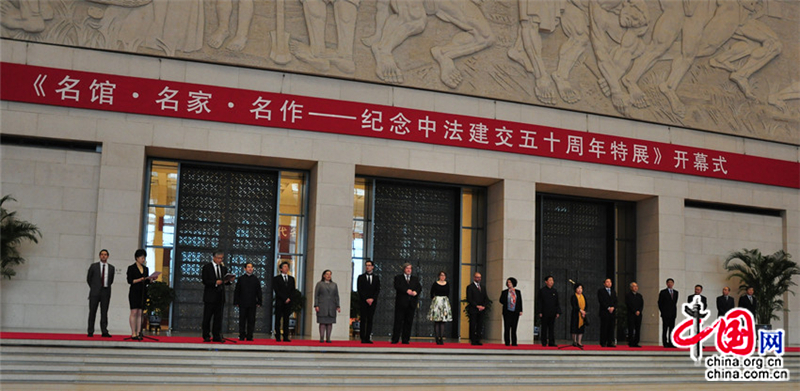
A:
[511,343,518,347]
[203,338,211,342]
[391,341,399,344]
[608,344,616,348]
[239,337,245,341]
[402,341,410,344]
[284,338,291,342]
[87,333,93,337]
[102,333,112,338]
[246,338,254,341]
[212,339,223,343]
[548,344,557,347]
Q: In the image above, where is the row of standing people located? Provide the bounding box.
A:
[87,250,760,345]
[359,261,493,346]
[538,276,761,349]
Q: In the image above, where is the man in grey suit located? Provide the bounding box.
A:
[87,249,115,337]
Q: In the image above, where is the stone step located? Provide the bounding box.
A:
[2,341,797,387]
[0,373,708,386]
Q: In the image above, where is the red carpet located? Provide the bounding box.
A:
[3,332,796,352]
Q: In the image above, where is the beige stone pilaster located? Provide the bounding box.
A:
[303,161,355,340]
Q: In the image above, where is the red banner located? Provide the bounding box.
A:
[2,62,797,189]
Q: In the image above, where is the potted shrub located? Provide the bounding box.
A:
[1,195,42,279]
[350,291,361,337]
[285,288,305,335]
[723,249,799,327]
[146,281,176,330]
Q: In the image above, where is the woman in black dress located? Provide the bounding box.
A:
[127,249,152,340]
[427,271,452,345]
[570,283,587,348]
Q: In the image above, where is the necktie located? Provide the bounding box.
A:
[101,264,105,288]
[284,274,287,284]
[476,283,481,291]
[670,289,673,299]
[607,288,611,295]
[406,275,409,283]
[368,274,372,284]
[216,265,220,280]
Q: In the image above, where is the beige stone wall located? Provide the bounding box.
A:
[0,144,105,331]
[1,40,798,345]
[2,0,798,143]
[684,207,784,325]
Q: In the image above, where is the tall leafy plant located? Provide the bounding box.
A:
[723,249,799,324]
[1,195,42,279]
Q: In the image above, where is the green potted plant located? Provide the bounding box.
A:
[285,288,306,335]
[460,298,493,334]
[1,195,42,279]
[723,249,799,327]
[350,291,361,337]
[146,281,176,329]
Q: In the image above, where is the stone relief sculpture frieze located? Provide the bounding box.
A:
[1,0,798,144]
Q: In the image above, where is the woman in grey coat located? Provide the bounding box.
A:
[314,269,341,343]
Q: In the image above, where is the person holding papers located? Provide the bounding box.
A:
[202,249,234,342]
[127,249,156,340]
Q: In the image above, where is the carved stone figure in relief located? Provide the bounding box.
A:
[507,0,565,105]
[551,0,591,104]
[705,0,782,101]
[768,82,800,112]
[84,0,154,51]
[588,0,649,116]
[0,0,53,33]
[208,0,254,51]
[362,0,390,47]
[620,0,716,115]
[146,0,204,56]
[292,0,360,74]
[367,0,495,89]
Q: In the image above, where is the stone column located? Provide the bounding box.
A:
[304,161,355,341]
[486,178,536,343]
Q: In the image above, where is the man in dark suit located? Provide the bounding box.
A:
[356,260,380,344]
[391,263,421,344]
[716,286,735,317]
[537,275,560,347]
[272,261,296,342]
[625,281,643,348]
[233,262,262,341]
[87,249,115,338]
[657,278,678,348]
[202,250,233,342]
[466,272,489,346]
[687,284,708,311]
[597,278,618,347]
[738,286,758,315]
